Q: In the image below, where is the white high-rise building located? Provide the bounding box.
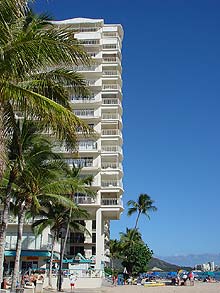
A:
[53,18,124,270]
[2,18,124,275]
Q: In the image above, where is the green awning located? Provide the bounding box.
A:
[5,250,51,257]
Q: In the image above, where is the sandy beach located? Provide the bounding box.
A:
[102,282,220,293]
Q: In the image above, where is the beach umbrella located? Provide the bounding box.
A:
[151,267,163,272]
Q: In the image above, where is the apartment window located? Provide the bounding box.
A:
[92,220,96,230]
[92,233,96,243]
[70,233,84,244]
[92,246,96,255]
[70,246,85,256]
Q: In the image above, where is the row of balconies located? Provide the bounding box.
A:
[74,195,123,206]
[54,143,123,154]
[64,158,122,169]
[73,109,121,119]
[71,96,122,107]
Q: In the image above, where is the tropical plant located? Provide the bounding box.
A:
[32,202,89,288]
[4,121,77,291]
[109,239,122,273]
[0,0,91,282]
[121,241,153,275]
[120,228,143,249]
[127,194,157,230]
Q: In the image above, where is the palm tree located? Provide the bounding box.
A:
[127,194,157,230]
[109,239,122,273]
[6,122,78,291]
[120,228,143,249]
[0,1,91,281]
[32,202,89,288]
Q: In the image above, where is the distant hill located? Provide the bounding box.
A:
[111,257,192,272]
[148,257,192,272]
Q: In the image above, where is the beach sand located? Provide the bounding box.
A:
[103,282,220,293]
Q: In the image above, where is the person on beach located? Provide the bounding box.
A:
[188,271,194,286]
[70,274,77,290]
[182,273,188,286]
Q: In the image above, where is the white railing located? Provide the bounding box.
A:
[102,113,119,120]
[101,180,122,188]
[102,98,121,106]
[101,198,123,206]
[101,129,120,136]
[71,96,95,103]
[101,162,118,169]
[103,44,118,50]
[101,145,119,152]
[65,158,94,168]
[103,70,119,76]
[73,110,95,117]
[74,196,96,204]
[103,57,120,63]
[102,84,120,90]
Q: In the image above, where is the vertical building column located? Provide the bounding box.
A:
[84,220,92,259]
[95,208,104,270]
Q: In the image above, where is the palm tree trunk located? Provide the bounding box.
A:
[0,169,17,284]
[11,205,26,292]
[48,235,56,288]
[0,107,6,181]
[134,211,141,230]
[60,216,70,264]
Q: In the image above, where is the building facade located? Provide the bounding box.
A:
[52,18,124,270]
[3,18,124,273]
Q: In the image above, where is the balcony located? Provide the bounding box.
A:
[73,109,98,118]
[78,141,97,151]
[101,129,120,136]
[103,57,120,63]
[102,98,121,106]
[101,162,121,169]
[101,180,122,188]
[65,158,94,168]
[74,195,96,205]
[102,113,119,120]
[103,70,119,76]
[102,84,121,91]
[101,198,123,206]
[71,96,96,103]
[101,145,122,153]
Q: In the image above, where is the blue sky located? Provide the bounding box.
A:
[33,0,220,258]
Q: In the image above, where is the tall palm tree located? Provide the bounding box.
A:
[0,0,91,281]
[32,202,89,288]
[5,122,77,291]
[127,194,157,230]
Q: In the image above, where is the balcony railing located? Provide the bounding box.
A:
[101,162,118,169]
[103,70,119,76]
[102,98,121,106]
[101,180,122,188]
[65,158,94,168]
[74,196,96,204]
[103,57,120,63]
[101,145,121,153]
[73,110,95,117]
[101,198,123,206]
[101,129,120,136]
[102,84,120,91]
[71,96,96,103]
[102,113,119,120]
